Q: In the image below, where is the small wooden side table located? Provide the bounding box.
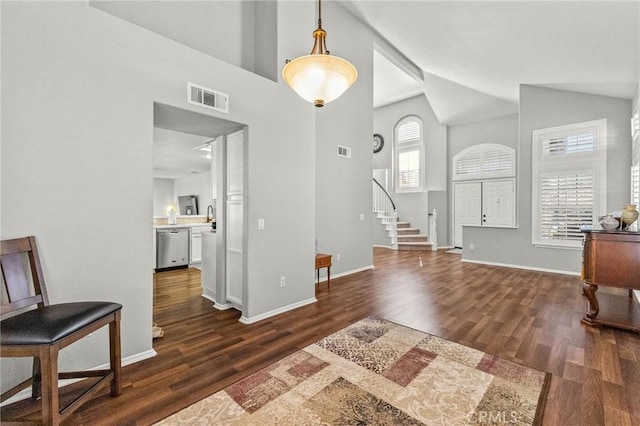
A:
[315,253,332,289]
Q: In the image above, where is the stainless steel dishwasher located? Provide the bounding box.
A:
[156,228,190,270]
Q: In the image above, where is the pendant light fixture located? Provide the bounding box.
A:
[282,0,357,107]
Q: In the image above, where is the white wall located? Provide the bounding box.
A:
[314,1,375,277]
[1,0,319,392]
[174,171,211,215]
[447,114,519,245]
[463,85,632,273]
[153,178,174,216]
[90,1,247,77]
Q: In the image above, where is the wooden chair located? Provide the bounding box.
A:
[0,236,122,425]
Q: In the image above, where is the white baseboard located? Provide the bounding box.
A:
[0,349,157,407]
[239,297,317,324]
[213,302,234,310]
[315,265,375,283]
[461,258,579,276]
[373,244,394,249]
[201,288,216,303]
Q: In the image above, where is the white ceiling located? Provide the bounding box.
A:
[153,128,213,179]
[153,103,244,179]
[346,0,639,124]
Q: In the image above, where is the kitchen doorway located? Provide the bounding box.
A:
[152,103,247,332]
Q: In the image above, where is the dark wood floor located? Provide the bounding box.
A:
[3,248,640,425]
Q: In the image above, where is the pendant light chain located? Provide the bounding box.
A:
[311,0,328,56]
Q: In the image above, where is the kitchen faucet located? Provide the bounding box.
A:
[206,204,214,222]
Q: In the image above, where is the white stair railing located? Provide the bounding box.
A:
[373,178,398,249]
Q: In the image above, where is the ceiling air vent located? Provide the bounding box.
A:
[187,82,229,113]
[337,145,352,158]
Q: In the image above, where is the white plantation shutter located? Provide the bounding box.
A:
[394,116,424,192]
[397,120,421,143]
[542,133,595,156]
[632,111,640,213]
[453,144,515,181]
[456,151,482,177]
[532,119,606,248]
[539,173,594,242]
[482,148,513,173]
[631,164,639,209]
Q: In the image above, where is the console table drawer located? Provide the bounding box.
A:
[315,254,332,268]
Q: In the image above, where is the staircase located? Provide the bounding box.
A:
[396,221,432,251]
[373,178,437,251]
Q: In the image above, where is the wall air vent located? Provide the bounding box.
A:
[187,82,229,113]
[337,145,352,158]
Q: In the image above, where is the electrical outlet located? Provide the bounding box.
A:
[280,276,286,287]
[469,243,475,250]
[258,219,264,230]
[359,214,364,221]
[337,254,341,261]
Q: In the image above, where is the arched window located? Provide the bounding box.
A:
[452,143,515,181]
[394,116,423,193]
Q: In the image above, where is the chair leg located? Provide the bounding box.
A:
[39,344,60,426]
[32,357,42,400]
[109,310,122,397]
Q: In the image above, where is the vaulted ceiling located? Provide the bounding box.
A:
[345,0,639,124]
[96,1,639,176]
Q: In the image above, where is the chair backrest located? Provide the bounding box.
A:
[0,236,49,316]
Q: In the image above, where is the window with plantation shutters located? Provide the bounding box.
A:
[394,116,424,192]
[631,163,639,210]
[632,110,640,215]
[453,144,515,181]
[397,120,421,144]
[532,119,607,248]
[539,172,594,242]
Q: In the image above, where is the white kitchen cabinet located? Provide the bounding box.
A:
[190,225,211,264]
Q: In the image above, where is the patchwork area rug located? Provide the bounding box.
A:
[157,317,551,425]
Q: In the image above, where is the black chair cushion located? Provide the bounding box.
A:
[0,302,122,345]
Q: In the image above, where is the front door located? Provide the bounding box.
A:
[453,182,481,248]
[483,179,515,227]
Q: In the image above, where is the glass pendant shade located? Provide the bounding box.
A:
[282,0,357,107]
[282,54,357,107]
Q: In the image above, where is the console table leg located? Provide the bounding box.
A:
[583,282,599,319]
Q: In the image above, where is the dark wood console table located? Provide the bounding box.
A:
[581,230,640,332]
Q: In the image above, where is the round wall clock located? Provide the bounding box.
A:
[373,133,384,153]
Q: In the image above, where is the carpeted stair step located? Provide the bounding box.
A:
[397,234,429,243]
[397,241,433,251]
[396,227,420,235]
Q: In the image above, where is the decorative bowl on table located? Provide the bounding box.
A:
[599,214,619,231]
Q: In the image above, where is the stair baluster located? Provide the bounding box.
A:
[372,178,397,249]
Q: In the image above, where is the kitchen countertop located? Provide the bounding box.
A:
[154,223,215,230]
